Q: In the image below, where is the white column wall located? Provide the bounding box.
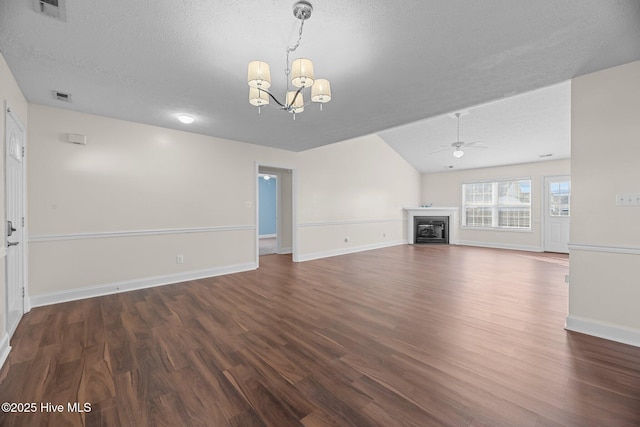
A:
[567,60,640,346]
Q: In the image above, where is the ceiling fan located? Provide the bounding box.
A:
[430,112,487,158]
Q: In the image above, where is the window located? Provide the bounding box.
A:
[463,179,531,230]
[549,180,570,217]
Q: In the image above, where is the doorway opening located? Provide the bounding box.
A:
[258,173,278,256]
[256,164,297,265]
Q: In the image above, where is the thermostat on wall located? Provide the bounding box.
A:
[67,133,87,145]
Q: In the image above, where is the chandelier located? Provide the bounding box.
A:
[247,1,331,118]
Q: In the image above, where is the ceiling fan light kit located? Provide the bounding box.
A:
[247,1,331,119]
[452,112,466,158]
[430,112,487,158]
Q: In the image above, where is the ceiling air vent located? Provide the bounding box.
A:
[53,91,72,102]
[33,0,67,21]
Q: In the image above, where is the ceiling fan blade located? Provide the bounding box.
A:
[465,145,488,149]
[429,147,451,154]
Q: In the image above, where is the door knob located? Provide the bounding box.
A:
[7,241,19,247]
[7,220,16,237]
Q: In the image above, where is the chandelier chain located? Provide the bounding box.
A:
[285,18,306,79]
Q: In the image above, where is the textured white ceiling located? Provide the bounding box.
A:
[0,0,639,166]
[380,82,571,173]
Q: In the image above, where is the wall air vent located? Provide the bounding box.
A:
[53,91,72,102]
[32,0,67,21]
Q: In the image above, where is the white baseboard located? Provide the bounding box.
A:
[565,315,640,348]
[259,234,276,239]
[29,262,257,308]
[277,246,292,254]
[298,240,404,262]
[457,240,543,252]
[0,333,11,370]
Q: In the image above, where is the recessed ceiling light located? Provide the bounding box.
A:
[177,114,194,124]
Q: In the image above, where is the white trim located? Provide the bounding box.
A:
[460,226,533,233]
[298,240,405,262]
[28,225,255,243]
[259,234,277,239]
[0,247,6,258]
[277,246,292,255]
[29,262,257,308]
[0,333,10,370]
[568,243,640,255]
[457,240,543,252]
[565,315,640,348]
[298,218,402,228]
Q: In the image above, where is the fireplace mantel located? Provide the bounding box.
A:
[404,207,459,244]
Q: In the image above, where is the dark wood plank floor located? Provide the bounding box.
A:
[1,245,639,426]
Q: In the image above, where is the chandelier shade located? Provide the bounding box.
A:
[291,58,315,88]
[249,87,269,106]
[247,61,271,89]
[311,78,331,103]
[286,91,304,113]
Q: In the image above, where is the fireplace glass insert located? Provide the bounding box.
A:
[414,216,449,244]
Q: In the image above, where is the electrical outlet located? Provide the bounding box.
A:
[176,255,184,264]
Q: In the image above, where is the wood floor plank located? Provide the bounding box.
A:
[1,245,639,426]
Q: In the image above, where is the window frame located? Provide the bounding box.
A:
[462,178,532,231]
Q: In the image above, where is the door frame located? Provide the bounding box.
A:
[543,175,571,253]
[255,162,298,267]
[4,103,29,340]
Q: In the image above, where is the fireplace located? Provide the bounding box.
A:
[404,207,458,245]
[414,216,449,244]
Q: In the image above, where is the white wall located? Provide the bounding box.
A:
[296,134,421,260]
[422,159,570,251]
[0,52,28,363]
[26,105,421,304]
[27,104,297,304]
[567,60,640,346]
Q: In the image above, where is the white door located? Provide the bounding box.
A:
[5,107,25,336]
[544,176,570,253]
